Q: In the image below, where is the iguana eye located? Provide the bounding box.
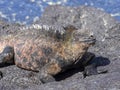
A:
[89,32,94,37]
[90,35,93,38]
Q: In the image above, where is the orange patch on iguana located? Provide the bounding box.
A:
[47,63,61,75]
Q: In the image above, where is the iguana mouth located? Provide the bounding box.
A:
[79,36,96,45]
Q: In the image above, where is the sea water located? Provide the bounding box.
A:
[0,0,120,24]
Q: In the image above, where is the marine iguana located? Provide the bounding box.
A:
[0,24,97,83]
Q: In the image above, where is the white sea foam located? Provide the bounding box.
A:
[111,13,120,17]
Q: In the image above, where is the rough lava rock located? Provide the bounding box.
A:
[0,5,120,90]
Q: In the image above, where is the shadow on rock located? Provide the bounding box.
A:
[54,66,84,81]
[54,52,110,81]
[90,56,110,67]
[0,63,14,68]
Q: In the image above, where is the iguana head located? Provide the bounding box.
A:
[54,25,96,61]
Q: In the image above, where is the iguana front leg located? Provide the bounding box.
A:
[0,46,14,79]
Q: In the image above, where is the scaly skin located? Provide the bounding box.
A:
[0,24,96,83]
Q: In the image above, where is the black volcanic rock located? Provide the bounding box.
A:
[0,5,120,90]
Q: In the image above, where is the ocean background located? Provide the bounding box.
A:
[0,0,120,24]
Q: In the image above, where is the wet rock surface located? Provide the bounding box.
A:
[0,5,120,90]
